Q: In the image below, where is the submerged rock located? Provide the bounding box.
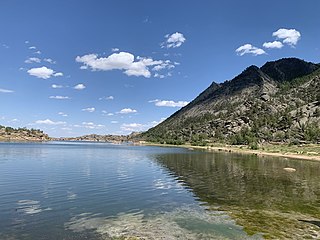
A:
[283,167,297,172]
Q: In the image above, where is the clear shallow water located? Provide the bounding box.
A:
[0,142,319,239]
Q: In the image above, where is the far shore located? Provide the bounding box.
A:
[139,142,320,162]
[1,139,320,162]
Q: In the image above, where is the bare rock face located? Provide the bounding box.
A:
[141,58,320,145]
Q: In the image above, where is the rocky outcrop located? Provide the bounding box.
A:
[0,126,50,142]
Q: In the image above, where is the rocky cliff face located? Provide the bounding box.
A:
[141,58,320,145]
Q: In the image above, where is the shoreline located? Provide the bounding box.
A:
[140,142,320,162]
[1,139,320,162]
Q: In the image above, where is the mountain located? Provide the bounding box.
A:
[141,58,320,146]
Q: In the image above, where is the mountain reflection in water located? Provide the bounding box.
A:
[152,150,320,238]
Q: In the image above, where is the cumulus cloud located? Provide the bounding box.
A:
[35,119,66,125]
[163,32,186,48]
[53,72,63,77]
[27,66,63,79]
[0,88,14,93]
[25,57,41,64]
[272,28,301,46]
[27,66,53,79]
[82,122,105,129]
[149,99,189,107]
[82,107,95,112]
[58,112,68,117]
[44,58,56,64]
[74,83,86,90]
[49,96,70,100]
[51,84,63,89]
[235,44,266,56]
[29,46,36,50]
[262,41,284,49]
[76,52,169,78]
[99,96,114,100]
[118,108,137,114]
[111,48,119,52]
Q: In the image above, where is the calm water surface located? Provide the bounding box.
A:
[0,142,319,239]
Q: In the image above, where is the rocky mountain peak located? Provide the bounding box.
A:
[141,57,320,145]
[260,57,319,83]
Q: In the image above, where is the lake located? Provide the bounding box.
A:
[0,142,319,239]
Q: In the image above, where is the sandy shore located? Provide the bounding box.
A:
[140,142,320,162]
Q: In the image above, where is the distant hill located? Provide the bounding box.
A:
[53,133,132,143]
[140,58,320,146]
[0,126,50,142]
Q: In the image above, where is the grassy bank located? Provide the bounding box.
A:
[140,142,320,161]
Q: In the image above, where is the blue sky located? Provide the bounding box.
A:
[0,0,319,137]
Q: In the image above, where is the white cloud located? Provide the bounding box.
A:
[111,121,118,124]
[44,58,56,64]
[107,113,114,116]
[82,122,105,129]
[120,118,165,132]
[25,57,41,64]
[34,50,41,55]
[235,44,266,56]
[0,88,14,93]
[152,60,175,71]
[111,48,119,52]
[29,46,36,50]
[154,73,165,78]
[58,112,68,117]
[49,96,70,100]
[53,72,63,77]
[51,84,63,89]
[118,108,137,114]
[262,41,284,49]
[27,66,62,79]
[61,127,72,131]
[163,32,186,48]
[149,99,189,107]
[272,28,301,46]
[74,83,86,90]
[82,107,95,112]
[121,123,143,131]
[99,96,114,100]
[76,52,167,78]
[35,119,66,125]
[28,66,53,79]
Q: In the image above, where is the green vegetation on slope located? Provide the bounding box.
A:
[0,125,50,141]
[140,58,320,147]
